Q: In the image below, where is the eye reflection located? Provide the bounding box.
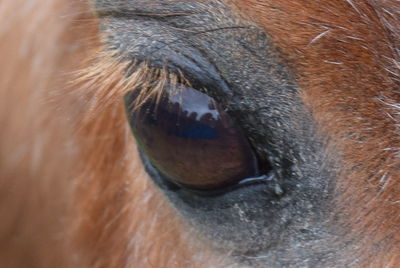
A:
[124,84,261,190]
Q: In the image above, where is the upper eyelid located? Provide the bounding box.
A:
[111,25,252,61]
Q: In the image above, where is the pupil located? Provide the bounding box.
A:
[125,84,260,190]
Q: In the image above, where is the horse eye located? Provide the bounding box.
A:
[124,84,267,191]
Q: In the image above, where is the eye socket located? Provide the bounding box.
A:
[125,84,270,191]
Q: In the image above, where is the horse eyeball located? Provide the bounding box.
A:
[124,84,260,190]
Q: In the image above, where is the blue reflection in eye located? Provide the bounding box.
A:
[174,123,219,139]
[143,97,219,140]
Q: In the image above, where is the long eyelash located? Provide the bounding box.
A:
[72,49,192,125]
[66,0,255,124]
[73,0,247,125]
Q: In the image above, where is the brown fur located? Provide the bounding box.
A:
[0,0,92,267]
[232,0,400,266]
[0,0,399,267]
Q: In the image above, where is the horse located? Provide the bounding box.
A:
[0,0,399,267]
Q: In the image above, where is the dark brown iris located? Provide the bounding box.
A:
[124,84,260,190]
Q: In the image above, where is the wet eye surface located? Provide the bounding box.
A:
[125,84,272,193]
